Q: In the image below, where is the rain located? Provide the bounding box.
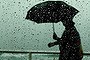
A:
[0,0,90,60]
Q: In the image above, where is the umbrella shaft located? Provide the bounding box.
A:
[53,23,55,33]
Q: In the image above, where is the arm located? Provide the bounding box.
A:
[53,32,60,41]
[48,41,59,48]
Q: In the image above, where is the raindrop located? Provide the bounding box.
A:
[79,23,81,25]
[14,12,16,13]
[35,6,37,8]
[61,4,64,7]
[18,2,21,4]
[31,33,34,35]
[37,33,39,35]
[13,2,15,3]
[14,37,16,39]
[75,0,78,1]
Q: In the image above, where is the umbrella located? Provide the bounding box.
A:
[25,1,79,33]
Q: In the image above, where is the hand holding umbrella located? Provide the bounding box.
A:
[25,1,82,60]
[53,32,60,40]
[48,32,62,47]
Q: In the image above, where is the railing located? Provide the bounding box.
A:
[0,50,90,60]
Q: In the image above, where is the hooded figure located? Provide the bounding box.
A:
[25,1,83,60]
[48,18,83,60]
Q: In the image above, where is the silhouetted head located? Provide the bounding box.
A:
[61,18,75,29]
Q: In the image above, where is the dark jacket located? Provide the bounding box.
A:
[52,26,83,60]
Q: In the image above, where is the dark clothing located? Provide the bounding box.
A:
[53,26,83,60]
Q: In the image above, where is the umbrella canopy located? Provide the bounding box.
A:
[25,1,79,32]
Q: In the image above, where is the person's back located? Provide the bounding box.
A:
[59,26,83,60]
[48,20,83,60]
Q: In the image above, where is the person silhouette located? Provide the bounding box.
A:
[48,19,83,60]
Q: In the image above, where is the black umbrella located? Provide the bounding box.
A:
[25,1,79,33]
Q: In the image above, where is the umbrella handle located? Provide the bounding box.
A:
[52,23,55,33]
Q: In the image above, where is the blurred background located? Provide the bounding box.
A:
[0,0,90,60]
